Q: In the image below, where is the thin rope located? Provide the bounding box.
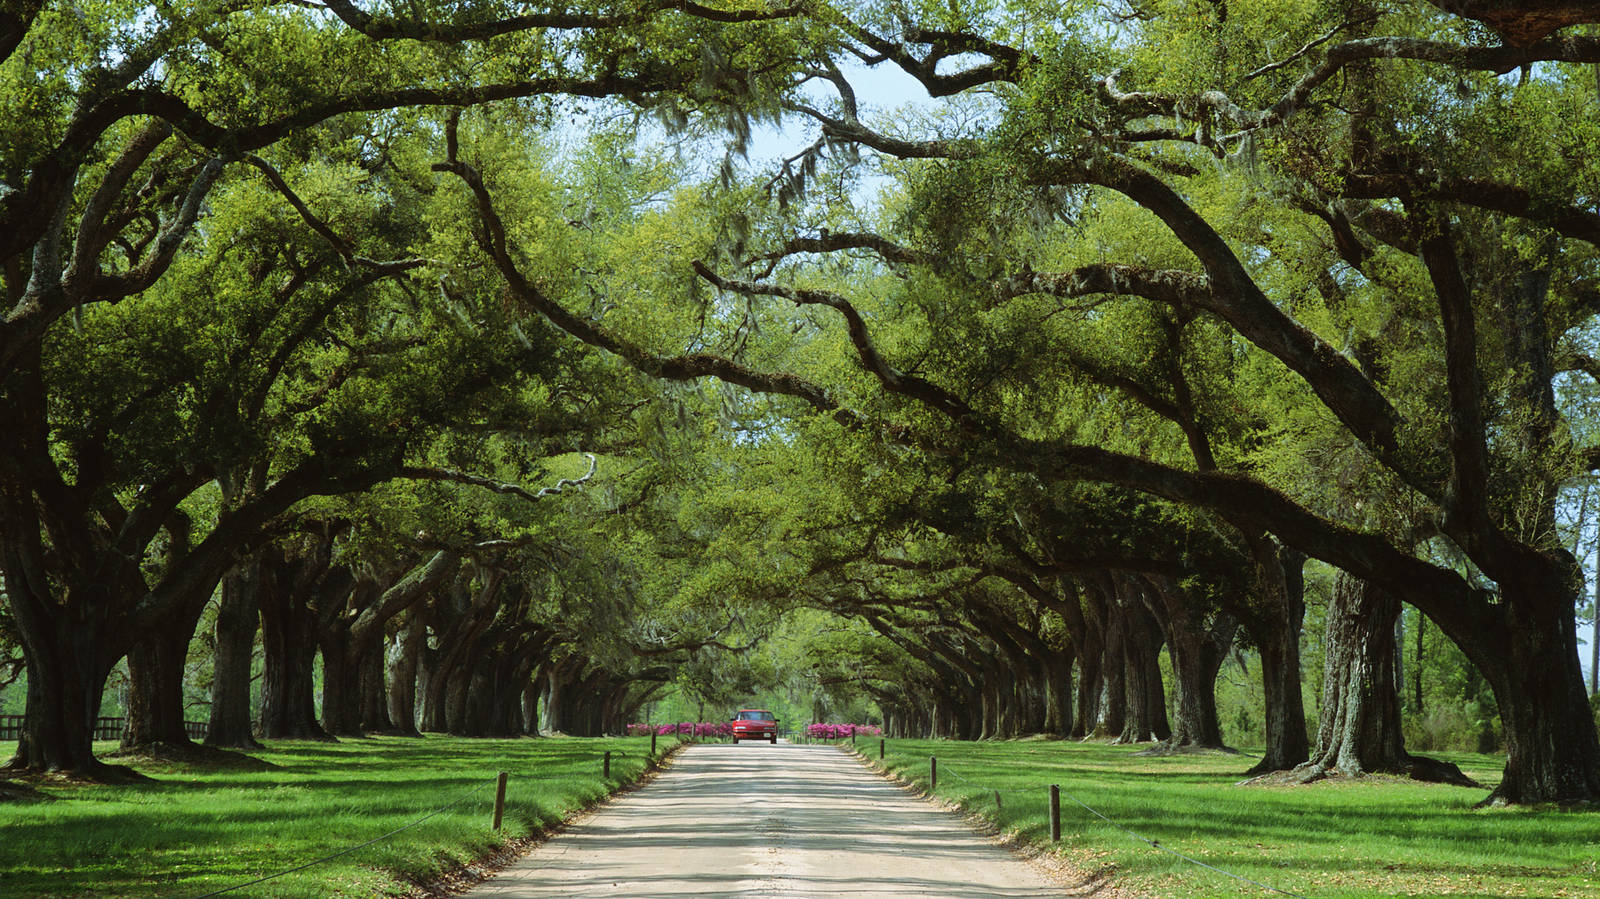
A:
[931,761,1307,898]
[187,777,497,898]
[1052,782,1309,898]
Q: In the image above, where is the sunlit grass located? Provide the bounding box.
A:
[0,734,677,898]
[860,739,1600,899]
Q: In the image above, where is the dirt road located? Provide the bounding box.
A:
[462,741,1063,898]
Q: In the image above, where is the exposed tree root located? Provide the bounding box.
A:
[5,760,153,785]
[103,740,278,772]
[203,734,266,752]
[1133,740,1241,757]
[1238,755,1481,789]
[0,780,51,803]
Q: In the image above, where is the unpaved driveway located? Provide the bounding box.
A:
[462,741,1062,898]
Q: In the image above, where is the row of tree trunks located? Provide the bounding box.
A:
[193,527,590,747]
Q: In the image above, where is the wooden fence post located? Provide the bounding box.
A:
[492,772,508,831]
[930,756,938,792]
[1049,784,1061,842]
[651,731,657,756]
[879,738,885,760]
[603,750,611,779]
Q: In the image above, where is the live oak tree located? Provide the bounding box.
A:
[0,0,812,775]
[7,0,1600,810]
[428,1,1600,803]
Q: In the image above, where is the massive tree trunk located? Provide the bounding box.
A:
[1114,578,1169,744]
[1414,211,1600,802]
[420,566,501,733]
[1245,539,1310,775]
[207,557,263,749]
[319,576,371,738]
[122,624,196,749]
[981,607,1057,736]
[1042,649,1074,737]
[522,676,542,736]
[980,666,1000,740]
[990,567,1096,737]
[257,540,341,741]
[387,612,427,736]
[1147,577,1235,751]
[541,660,569,735]
[422,568,503,734]
[1466,571,1600,804]
[1097,587,1126,739]
[357,640,392,733]
[925,633,987,740]
[1,596,122,776]
[1300,572,1475,784]
[122,513,216,752]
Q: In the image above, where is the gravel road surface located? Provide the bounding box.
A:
[462,741,1064,898]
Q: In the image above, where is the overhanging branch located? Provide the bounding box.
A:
[399,453,598,503]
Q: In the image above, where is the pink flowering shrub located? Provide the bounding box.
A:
[805,723,882,739]
[626,722,734,737]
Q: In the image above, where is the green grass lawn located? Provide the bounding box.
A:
[0,734,677,898]
[852,738,1599,899]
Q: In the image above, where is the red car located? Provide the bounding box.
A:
[730,709,779,744]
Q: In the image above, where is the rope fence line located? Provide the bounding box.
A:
[186,743,642,899]
[187,777,499,899]
[911,754,1309,899]
[1047,777,1309,899]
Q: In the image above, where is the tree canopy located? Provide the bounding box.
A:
[3,0,1600,806]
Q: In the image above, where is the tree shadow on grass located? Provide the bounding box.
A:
[102,740,280,773]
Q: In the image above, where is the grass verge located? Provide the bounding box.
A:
[847,738,1599,899]
[0,734,680,898]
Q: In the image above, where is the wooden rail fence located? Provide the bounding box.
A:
[0,715,207,741]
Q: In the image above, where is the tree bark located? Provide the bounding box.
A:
[257,541,339,741]
[531,668,550,732]
[1098,587,1127,740]
[1245,540,1310,775]
[122,625,195,748]
[541,660,567,734]
[1148,577,1235,750]
[323,551,458,737]
[1472,572,1600,804]
[1114,578,1169,744]
[319,575,371,738]
[357,638,391,733]
[207,558,263,749]
[1042,650,1074,737]
[421,567,502,733]
[1298,573,1476,785]
[122,512,215,751]
[386,613,426,737]
[1,608,119,775]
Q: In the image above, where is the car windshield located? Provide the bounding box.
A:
[736,711,774,721]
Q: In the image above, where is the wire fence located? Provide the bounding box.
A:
[875,748,1309,899]
[185,742,672,899]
